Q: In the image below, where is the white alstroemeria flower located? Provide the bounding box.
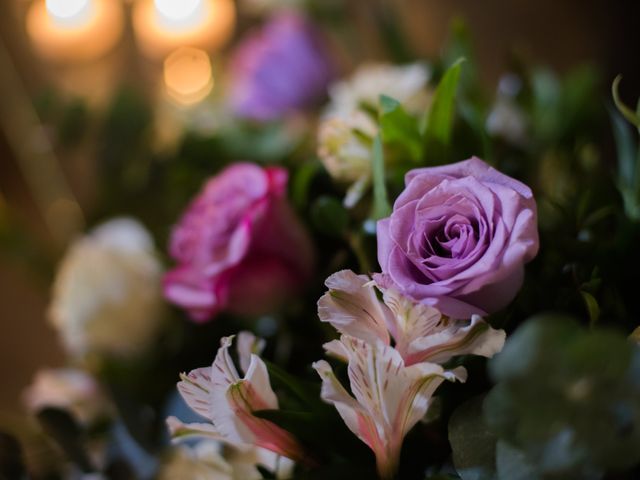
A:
[22,368,109,424]
[313,336,464,479]
[325,63,431,118]
[167,333,308,465]
[318,270,506,365]
[49,218,164,358]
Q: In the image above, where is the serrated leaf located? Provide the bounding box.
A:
[379,94,422,162]
[370,135,392,220]
[36,408,95,473]
[422,58,465,163]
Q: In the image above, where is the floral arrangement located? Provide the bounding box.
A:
[6,3,640,480]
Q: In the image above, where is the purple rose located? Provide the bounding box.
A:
[376,157,539,319]
[229,12,334,121]
[163,163,314,322]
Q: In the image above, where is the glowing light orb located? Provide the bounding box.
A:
[45,0,91,20]
[163,47,214,106]
[154,0,202,22]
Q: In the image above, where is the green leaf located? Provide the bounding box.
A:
[370,135,392,221]
[36,408,95,473]
[580,291,600,327]
[610,106,640,221]
[265,361,323,408]
[612,75,640,131]
[292,161,320,211]
[310,196,349,237]
[449,396,498,480]
[495,441,539,480]
[379,95,422,162]
[485,315,640,476]
[422,58,465,164]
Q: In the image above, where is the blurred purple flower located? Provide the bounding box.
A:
[229,12,334,121]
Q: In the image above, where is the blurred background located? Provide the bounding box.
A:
[0,0,638,421]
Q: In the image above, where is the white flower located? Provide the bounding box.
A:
[317,111,377,184]
[159,441,294,480]
[49,218,164,358]
[485,97,527,145]
[158,441,253,480]
[314,269,506,478]
[318,270,506,365]
[325,63,431,118]
[22,368,109,424]
[314,337,464,479]
[167,333,309,465]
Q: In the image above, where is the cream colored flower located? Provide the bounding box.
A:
[49,218,164,358]
[159,441,294,480]
[486,97,527,145]
[317,110,377,187]
[22,368,109,424]
[325,63,431,118]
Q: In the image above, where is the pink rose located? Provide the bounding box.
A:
[376,157,539,319]
[163,163,314,322]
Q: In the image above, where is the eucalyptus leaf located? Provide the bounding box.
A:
[449,396,498,480]
[485,315,640,477]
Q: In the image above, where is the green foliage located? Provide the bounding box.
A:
[370,134,392,220]
[485,315,640,478]
[422,58,465,164]
[449,396,497,480]
[611,78,640,222]
[379,94,422,162]
[311,196,349,236]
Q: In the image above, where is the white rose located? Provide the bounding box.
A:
[325,63,431,118]
[49,218,164,358]
[23,368,109,424]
